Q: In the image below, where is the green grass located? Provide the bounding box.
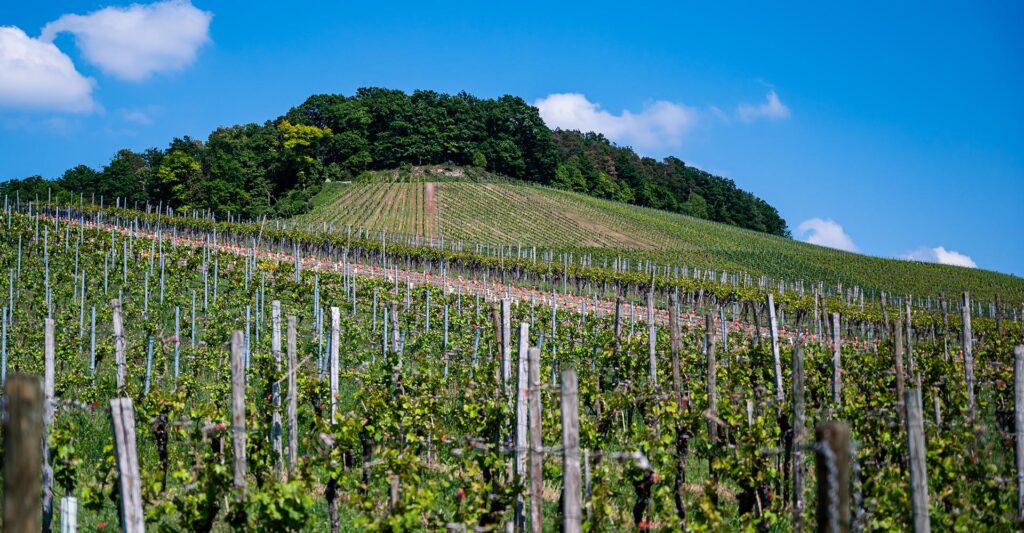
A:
[298,167,1024,302]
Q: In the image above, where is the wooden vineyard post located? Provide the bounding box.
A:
[4,375,43,533]
[879,291,888,331]
[389,475,400,513]
[502,298,512,394]
[831,313,842,408]
[514,323,530,532]
[528,347,544,533]
[330,307,340,424]
[894,321,906,423]
[613,296,623,354]
[391,301,400,356]
[491,303,502,384]
[996,293,1004,335]
[815,421,850,533]
[792,344,806,531]
[61,495,78,533]
[112,299,126,391]
[287,316,298,478]
[1014,345,1024,522]
[110,397,145,533]
[561,369,581,533]
[647,290,657,386]
[768,293,784,402]
[230,330,246,493]
[707,327,718,443]
[905,297,914,374]
[583,449,592,522]
[43,318,55,533]
[815,291,822,342]
[961,292,975,417]
[669,294,681,398]
[271,300,283,477]
[905,389,930,532]
[719,305,728,359]
[939,293,949,359]
[818,296,827,349]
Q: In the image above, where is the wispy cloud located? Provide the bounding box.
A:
[904,246,977,268]
[119,108,155,125]
[0,26,95,113]
[737,89,790,122]
[2,114,83,137]
[40,0,213,82]
[533,93,697,152]
[796,218,857,252]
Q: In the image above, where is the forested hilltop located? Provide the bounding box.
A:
[2,88,789,236]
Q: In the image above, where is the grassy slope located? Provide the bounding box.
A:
[299,168,1024,301]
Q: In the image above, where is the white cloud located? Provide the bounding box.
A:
[40,0,212,82]
[904,246,977,268]
[796,218,858,252]
[533,93,697,151]
[737,89,790,122]
[0,26,95,113]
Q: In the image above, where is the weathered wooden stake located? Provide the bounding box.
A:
[905,297,914,374]
[939,293,949,359]
[792,344,806,531]
[1014,345,1024,522]
[831,313,842,408]
[287,316,298,478]
[707,329,717,440]
[230,330,246,493]
[43,318,55,533]
[515,323,530,532]
[906,388,930,532]
[502,298,512,393]
[389,475,400,513]
[271,301,283,476]
[4,375,43,533]
[391,301,400,356]
[112,299,126,391]
[561,369,581,533]
[647,291,657,386]
[583,448,592,522]
[60,496,77,533]
[894,321,906,422]
[768,293,784,402]
[669,294,682,399]
[815,421,850,533]
[962,292,975,416]
[330,307,340,424]
[110,397,145,533]
[173,307,180,382]
[528,347,544,533]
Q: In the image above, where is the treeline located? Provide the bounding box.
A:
[550,131,790,236]
[2,88,788,236]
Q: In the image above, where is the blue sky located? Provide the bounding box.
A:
[2,1,1022,275]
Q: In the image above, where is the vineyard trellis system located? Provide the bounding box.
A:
[0,197,1022,530]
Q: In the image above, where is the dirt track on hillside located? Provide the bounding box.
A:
[65,215,837,350]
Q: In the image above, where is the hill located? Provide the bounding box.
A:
[0,88,787,236]
[297,166,1024,301]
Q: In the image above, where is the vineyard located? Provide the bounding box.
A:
[0,199,1023,532]
[296,167,1024,302]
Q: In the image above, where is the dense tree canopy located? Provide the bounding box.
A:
[550,131,790,236]
[2,88,788,236]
